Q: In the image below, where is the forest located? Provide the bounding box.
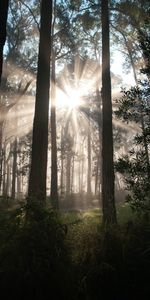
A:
[0,0,150,299]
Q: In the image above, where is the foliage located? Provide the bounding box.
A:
[115,36,150,213]
[140,34,150,76]
[0,203,72,299]
[115,151,150,212]
[64,209,150,300]
[115,86,150,211]
[0,206,150,299]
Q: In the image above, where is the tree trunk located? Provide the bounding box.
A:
[3,144,11,197]
[0,125,4,194]
[2,147,6,196]
[87,120,92,195]
[17,173,21,200]
[11,138,17,199]
[0,121,4,192]
[28,0,52,205]
[50,52,58,208]
[0,0,9,84]
[66,152,71,196]
[60,128,64,197]
[95,154,100,196]
[78,158,81,193]
[5,163,10,197]
[71,155,75,194]
[95,87,102,197]
[101,0,117,224]
[140,108,150,177]
[81,154,84,193]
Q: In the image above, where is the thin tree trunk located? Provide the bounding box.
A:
[11,138,17,199]
[95,154,100,196]
[50,52,58,208]
[101,0,117,224]
[3,144,11,197]
[60,128,64,196]
[2,147,6,196]
[117,30,138,83]
[17,173,21,199]
[66,153,71,196]
[96,87,102,198]
[140,108,150,177]
[0,81,32,187]
[6,163,10,197]
[87,125,91,197]
[28,0,52,205]
[60,157,64,195]
[87,119,91,195]
[0,121,4,191]
[71,155,75,194]
[81,154,84,193]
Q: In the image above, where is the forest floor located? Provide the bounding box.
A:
[0,198,150,300]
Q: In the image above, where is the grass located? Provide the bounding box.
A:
[0,201,150,299]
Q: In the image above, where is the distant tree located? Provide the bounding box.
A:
[0,81,31,197]
[87,119,92,196]
[28,0,52,204]
[0,0,9,84]
[101,0,117,224]
[112,0,150,70]
[11,138,17,199]
[0,0,37,196]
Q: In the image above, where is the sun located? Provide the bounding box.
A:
[68,90,81,108]
[56,88,81,109]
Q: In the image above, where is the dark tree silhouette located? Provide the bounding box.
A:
[28,0,52,204]
[101,0,117,224]
[0,0,9,84]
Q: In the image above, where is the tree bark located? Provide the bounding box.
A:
[101,0,117,224]
[71,154,75,194]
[28,0,52,205]
[50,52,58,208]
[2,147,6,196]
[0,0,9,84]
[60,128,64,196]
[11,138,17,199]
[87,119,92,195]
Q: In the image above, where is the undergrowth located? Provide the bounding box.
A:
[0,203,150,299]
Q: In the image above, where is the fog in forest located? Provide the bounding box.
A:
[0,1,150,299]
[0,0,148,212]
[1,54,138,209]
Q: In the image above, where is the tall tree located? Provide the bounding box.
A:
[50,51,59,208]
[28,0,52,204]
[0,0,9,84]
[50,0,58,208]
[101,0,117,224]
[87,119,92,196]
